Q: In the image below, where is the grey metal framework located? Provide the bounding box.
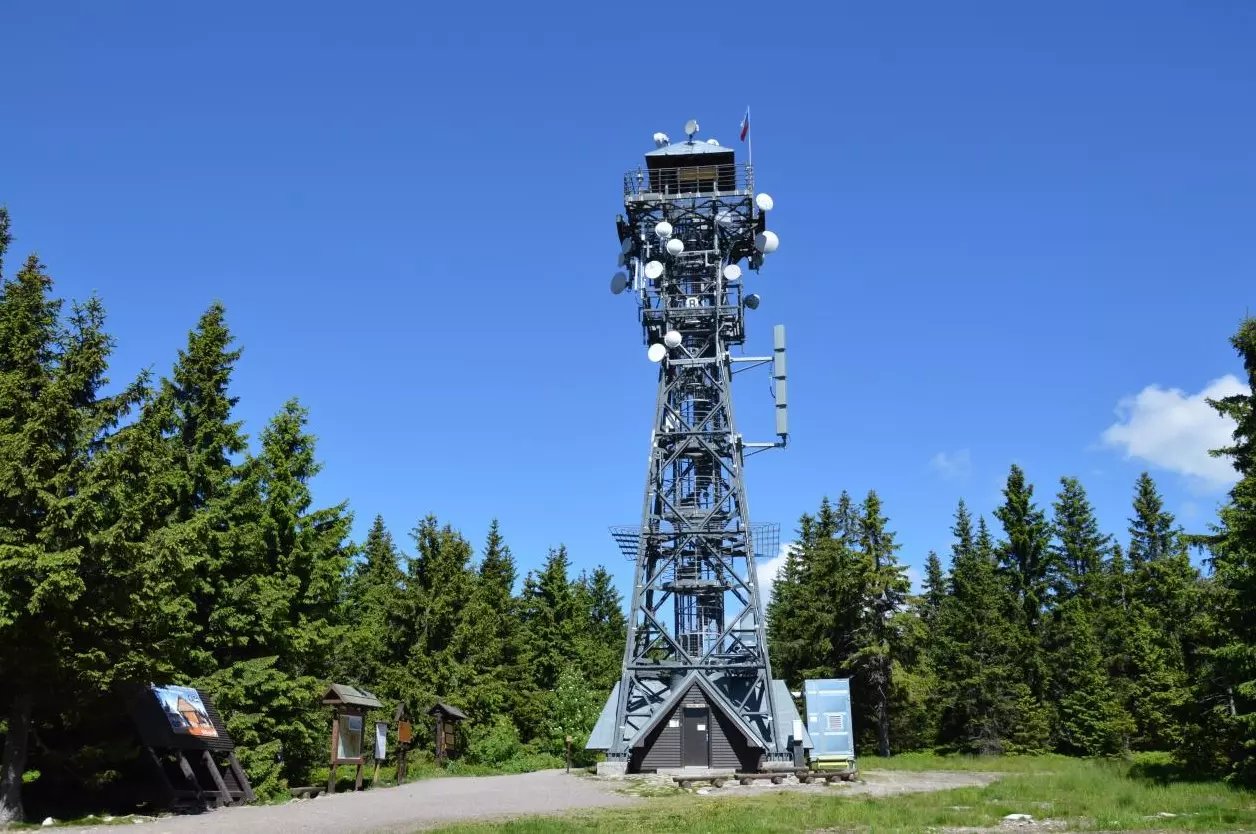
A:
[605,129,789,768]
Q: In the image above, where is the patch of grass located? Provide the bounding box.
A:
[864,750,1076,773]
[428,756,1255,833]
[612,777,685,798]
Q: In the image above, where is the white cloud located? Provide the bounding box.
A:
[1101,375,1243,491]
[905,564,922,595]
[757,541,796,607]
[930,448,972,480]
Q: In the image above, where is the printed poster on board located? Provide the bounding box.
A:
[152,684,219,739]
[338,714,364,760]
[375,721,388,760]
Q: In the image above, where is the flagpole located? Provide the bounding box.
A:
[747,106,753,170]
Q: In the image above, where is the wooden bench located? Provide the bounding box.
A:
[797,769,857,784]
[671,774,729,788]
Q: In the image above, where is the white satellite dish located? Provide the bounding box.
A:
[644,260,665,280]
[620,237,634,254]
[647,343,667,362]
[684,119,699,138]
[755,192,774,212]
[723,264,742,282]
[754,230,780,254]
[617,253,626,266]
[611,272,629,294]
[744,293,761,310]
[666,238,684,256]
[653,131,670,147]
[654,221,673,239]
[663,330,682,348]
[706,138,719,145]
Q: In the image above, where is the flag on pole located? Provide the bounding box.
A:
[739,108,750,142]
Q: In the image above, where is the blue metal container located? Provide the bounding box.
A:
[803,678,855,770]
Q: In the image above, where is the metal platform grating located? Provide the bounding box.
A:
[609,522,779,561]
[610,526,641,560]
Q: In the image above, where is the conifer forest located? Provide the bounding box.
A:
[1,205,1255,823]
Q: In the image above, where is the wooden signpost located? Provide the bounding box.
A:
[321,684,383,794]
[395,704,413,782]
[428,702,468,765]
[126,683,255,812]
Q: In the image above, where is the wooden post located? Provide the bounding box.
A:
[565,735,573,773]
[226,752,255,803]
[175,751,205,806]
[327,710,340,794]
[202,750,230,807]
[354,762,364,791]
[144,747,177,807]
[435,714,444,764]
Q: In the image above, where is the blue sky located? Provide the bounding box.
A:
[2,1,1253,602]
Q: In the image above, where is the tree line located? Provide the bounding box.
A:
[768,315,1256,787]
[0,210,626,823]
[2,207,1253,823]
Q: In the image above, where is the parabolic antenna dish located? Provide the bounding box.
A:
[745,293,761,310]
[666,238,684,255]
[654,221,673,239]
[663,330,682,348]
[644,260,664,280]
[647,343,667,362]
[723,264,742,282]
[620,237,634,255]
[684,119,699,137]
[754,231,780,254]
[610,272,629,294]
[755,192,774,212]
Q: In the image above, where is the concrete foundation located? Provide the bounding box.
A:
[596,760,628,777]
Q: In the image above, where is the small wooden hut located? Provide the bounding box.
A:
[322,683,383,793]
[428,702,467,763]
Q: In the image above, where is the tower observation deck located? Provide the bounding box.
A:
[587,121,805,773]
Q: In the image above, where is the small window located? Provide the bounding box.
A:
[826,713,844,731]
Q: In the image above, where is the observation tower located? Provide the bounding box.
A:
[588,120,805,774]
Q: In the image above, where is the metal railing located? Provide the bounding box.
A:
[623,163,754,199]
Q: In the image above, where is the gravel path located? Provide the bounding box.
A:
[50,768,1002,833]
[53,770,638,834]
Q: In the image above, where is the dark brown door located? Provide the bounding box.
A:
[682,706,708,767]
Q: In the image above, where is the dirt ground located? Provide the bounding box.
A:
[47,767,1000,833]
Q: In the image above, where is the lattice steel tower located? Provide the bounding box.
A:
[601,120,791,770]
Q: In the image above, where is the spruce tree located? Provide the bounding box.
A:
[450,521,533,734]
[767,514,815,687]
[993,465,1052,702]
[1042,597,1133,755]
[933,505,1047,754]
[159,303,253,675]
[921,551,946,627]
[520,546,578,693]
[405,516,475,701]
[1196,317,1256,783]
[339,516,409,698]
[0,246,153,821]
[851,491,910,756]
[573,566,627,693]
[1118,473,1199,751]
[1049,477,1110,602]
[994,465,1052,640]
